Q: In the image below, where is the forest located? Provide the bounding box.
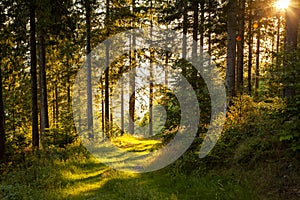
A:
[0,0,299,199]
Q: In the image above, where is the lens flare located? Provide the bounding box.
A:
[275,0,290,9]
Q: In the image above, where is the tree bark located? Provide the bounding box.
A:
[105,0,110,136]
[226,0,237,98]
[30,1,39,148]
[237,0,245,94]
[129,0,136,135]
[254,23,260,98]
[192,0,198,59]
[85,0,93,137]
[283,0,299,97]
[182,0,188,64]
[149,0,154,136]
[38,31,49,144]
[247,0,253,94]
[0,65,5,161]
[121,78,124,135]
[200,1,205,62]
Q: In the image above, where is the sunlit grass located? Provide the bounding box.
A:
[111,133,162,152]
[0,144,259,200]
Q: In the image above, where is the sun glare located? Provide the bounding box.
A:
[275,0,290,9]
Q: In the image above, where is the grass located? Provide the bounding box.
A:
[0,139,259,200]
[0,157,258,200]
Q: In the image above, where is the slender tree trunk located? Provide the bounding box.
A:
[0,65,5,161]
[30,1,39,148]
[165,8,169,86]
[55,85,58,128]
[276,14,281,68]
[283,0,299,97]
[208,0,212,66]
[121,78,124,135]
[237,0,245,94]
[85,0,93,137]
[192,0,198,59]
[226,0,237,98]
[38,31,49,144]
[105,0,110,136]
[149,58,153,136]
[105,43,110,136]
[149,0,154,136]
[200,1,205,62]
[129,61,135,135]
[165,51,169,86]
[254,23,260,98]
[110,88,113,128]
[247,0,253,94]
[52,91,55,126]
[129,0,136,135]
[182,0,188,64]
[101,80,105,137]
[66,59,71,106]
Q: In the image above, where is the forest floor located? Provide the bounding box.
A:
[0,157,258,200]
[0,134,299,200]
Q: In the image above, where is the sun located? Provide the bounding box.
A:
[275,0,290,9]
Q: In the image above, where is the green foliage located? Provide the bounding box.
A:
[197,95,287,169]
[278,51,300,151]
[0,147,259,200]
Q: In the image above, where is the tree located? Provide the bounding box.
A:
[30,0,39,148]
[254,20,261,98]
[180,0,188,77]
[129,0,136,135]
[283,0,299,97]
[105,0,110,135]
[0,65,5,161]
[237,0,245,94]
[85,0,93,137]
[226,0,237,98]
[36,0,50,145]
[192,0,198,59]
[149,0,154,136]
[247,0,253,94]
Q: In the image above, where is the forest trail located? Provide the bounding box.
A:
[52,157,257,200]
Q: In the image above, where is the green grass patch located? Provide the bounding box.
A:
[0,153,258,200]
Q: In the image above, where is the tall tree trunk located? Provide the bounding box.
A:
[182,0,188,67]
[52,90,55,126]
[85,0,93,137]
[105,0,110,136]
[192,0,198,59]
[276,14,281,68]
[55,85,58,128]
[149,58,153,136]
[101,80,105,137]
[38,31,49,145]
[237,0,245,94]
[149,0,154,136]
[30,1,39,148]
[0,65,5,161]
[247,0,253,94]
[200,1,205,63]
[129,0,136,135]
[165,6,169,86]
[121,78,124,135]
[165,51,169,86]
[208,0,212,66]
[226,0,237,98]
[66,58,71,106]
[254,23,260,98]
[283,0,299,97]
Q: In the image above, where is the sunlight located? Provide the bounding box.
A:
[275,0,290,9]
